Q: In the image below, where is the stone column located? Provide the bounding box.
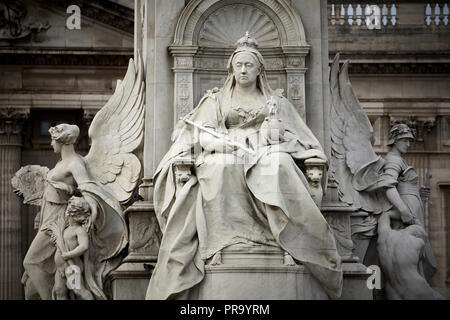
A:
[0,108,29,299]
[291,0,331,159]
[283,47,309,120]
[169,46,198,123]
[140,0,186,200]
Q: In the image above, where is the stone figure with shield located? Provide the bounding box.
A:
[329,54,443,300]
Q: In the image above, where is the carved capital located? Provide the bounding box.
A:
[174,56,194,69]
[389,116,436,142]
[0,108,30,146]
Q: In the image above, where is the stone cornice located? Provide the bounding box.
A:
[0,52,132,66]
[347,62,450,74]
[328,54,450,74]
[33,0,134,35]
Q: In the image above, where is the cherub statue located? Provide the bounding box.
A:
[12,52,145,300]
[46,196,93,300]
[329,53,440,299]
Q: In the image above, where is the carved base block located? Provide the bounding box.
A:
[108,247,372,300]
[123,200,161,262]
[109,200,160,300]
[109,262,153,300]
[338,263,373,300]
[189,245,329,300]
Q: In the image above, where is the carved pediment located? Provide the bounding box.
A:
[0,0,133,48]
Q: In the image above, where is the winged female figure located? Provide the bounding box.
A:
[13,52,145,299]
[330,54,440,299]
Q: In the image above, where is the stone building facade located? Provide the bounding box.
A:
[0,0,448,299]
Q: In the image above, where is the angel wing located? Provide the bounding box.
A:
[85,51,145,204]
[329,54,383,213]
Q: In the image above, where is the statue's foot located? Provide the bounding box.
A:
[209,251,222,266]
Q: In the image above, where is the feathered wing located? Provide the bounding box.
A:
[329,54,383,213]
[85,52,145,204]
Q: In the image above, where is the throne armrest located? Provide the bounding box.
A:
[172,157,195,190]
[304,158,327,206]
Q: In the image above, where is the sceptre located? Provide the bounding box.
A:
[181,118,256,155]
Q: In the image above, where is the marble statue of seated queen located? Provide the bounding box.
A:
[146,33,343,300]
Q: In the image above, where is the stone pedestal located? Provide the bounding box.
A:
[0,108,29,299]
[109,261,153,300]
[110,200,160,300]
[339,262,373,300]
[191,245,329,300]
[320,180,373,300]
[186,244,372,300]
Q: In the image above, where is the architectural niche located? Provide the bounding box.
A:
[169,0,310,122]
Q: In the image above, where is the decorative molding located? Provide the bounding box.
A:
[175,73,194,119]
[347,62,450,74]
[286,73,305,118]
[0,53,132,66]
[198,4,280,47]
[265,57,284,69]
[0,107,30,146]
[173,0,309,47]
[175,56,195,69]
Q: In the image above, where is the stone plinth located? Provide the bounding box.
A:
[110,200,160,300]
[189,244,373,300]
[190,245,329,300]
[339,262,373,300]
[109,261,153,300]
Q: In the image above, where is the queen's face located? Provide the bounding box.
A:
[394,138,412,154]
[51,139,62,153]
[232,52,260,87]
